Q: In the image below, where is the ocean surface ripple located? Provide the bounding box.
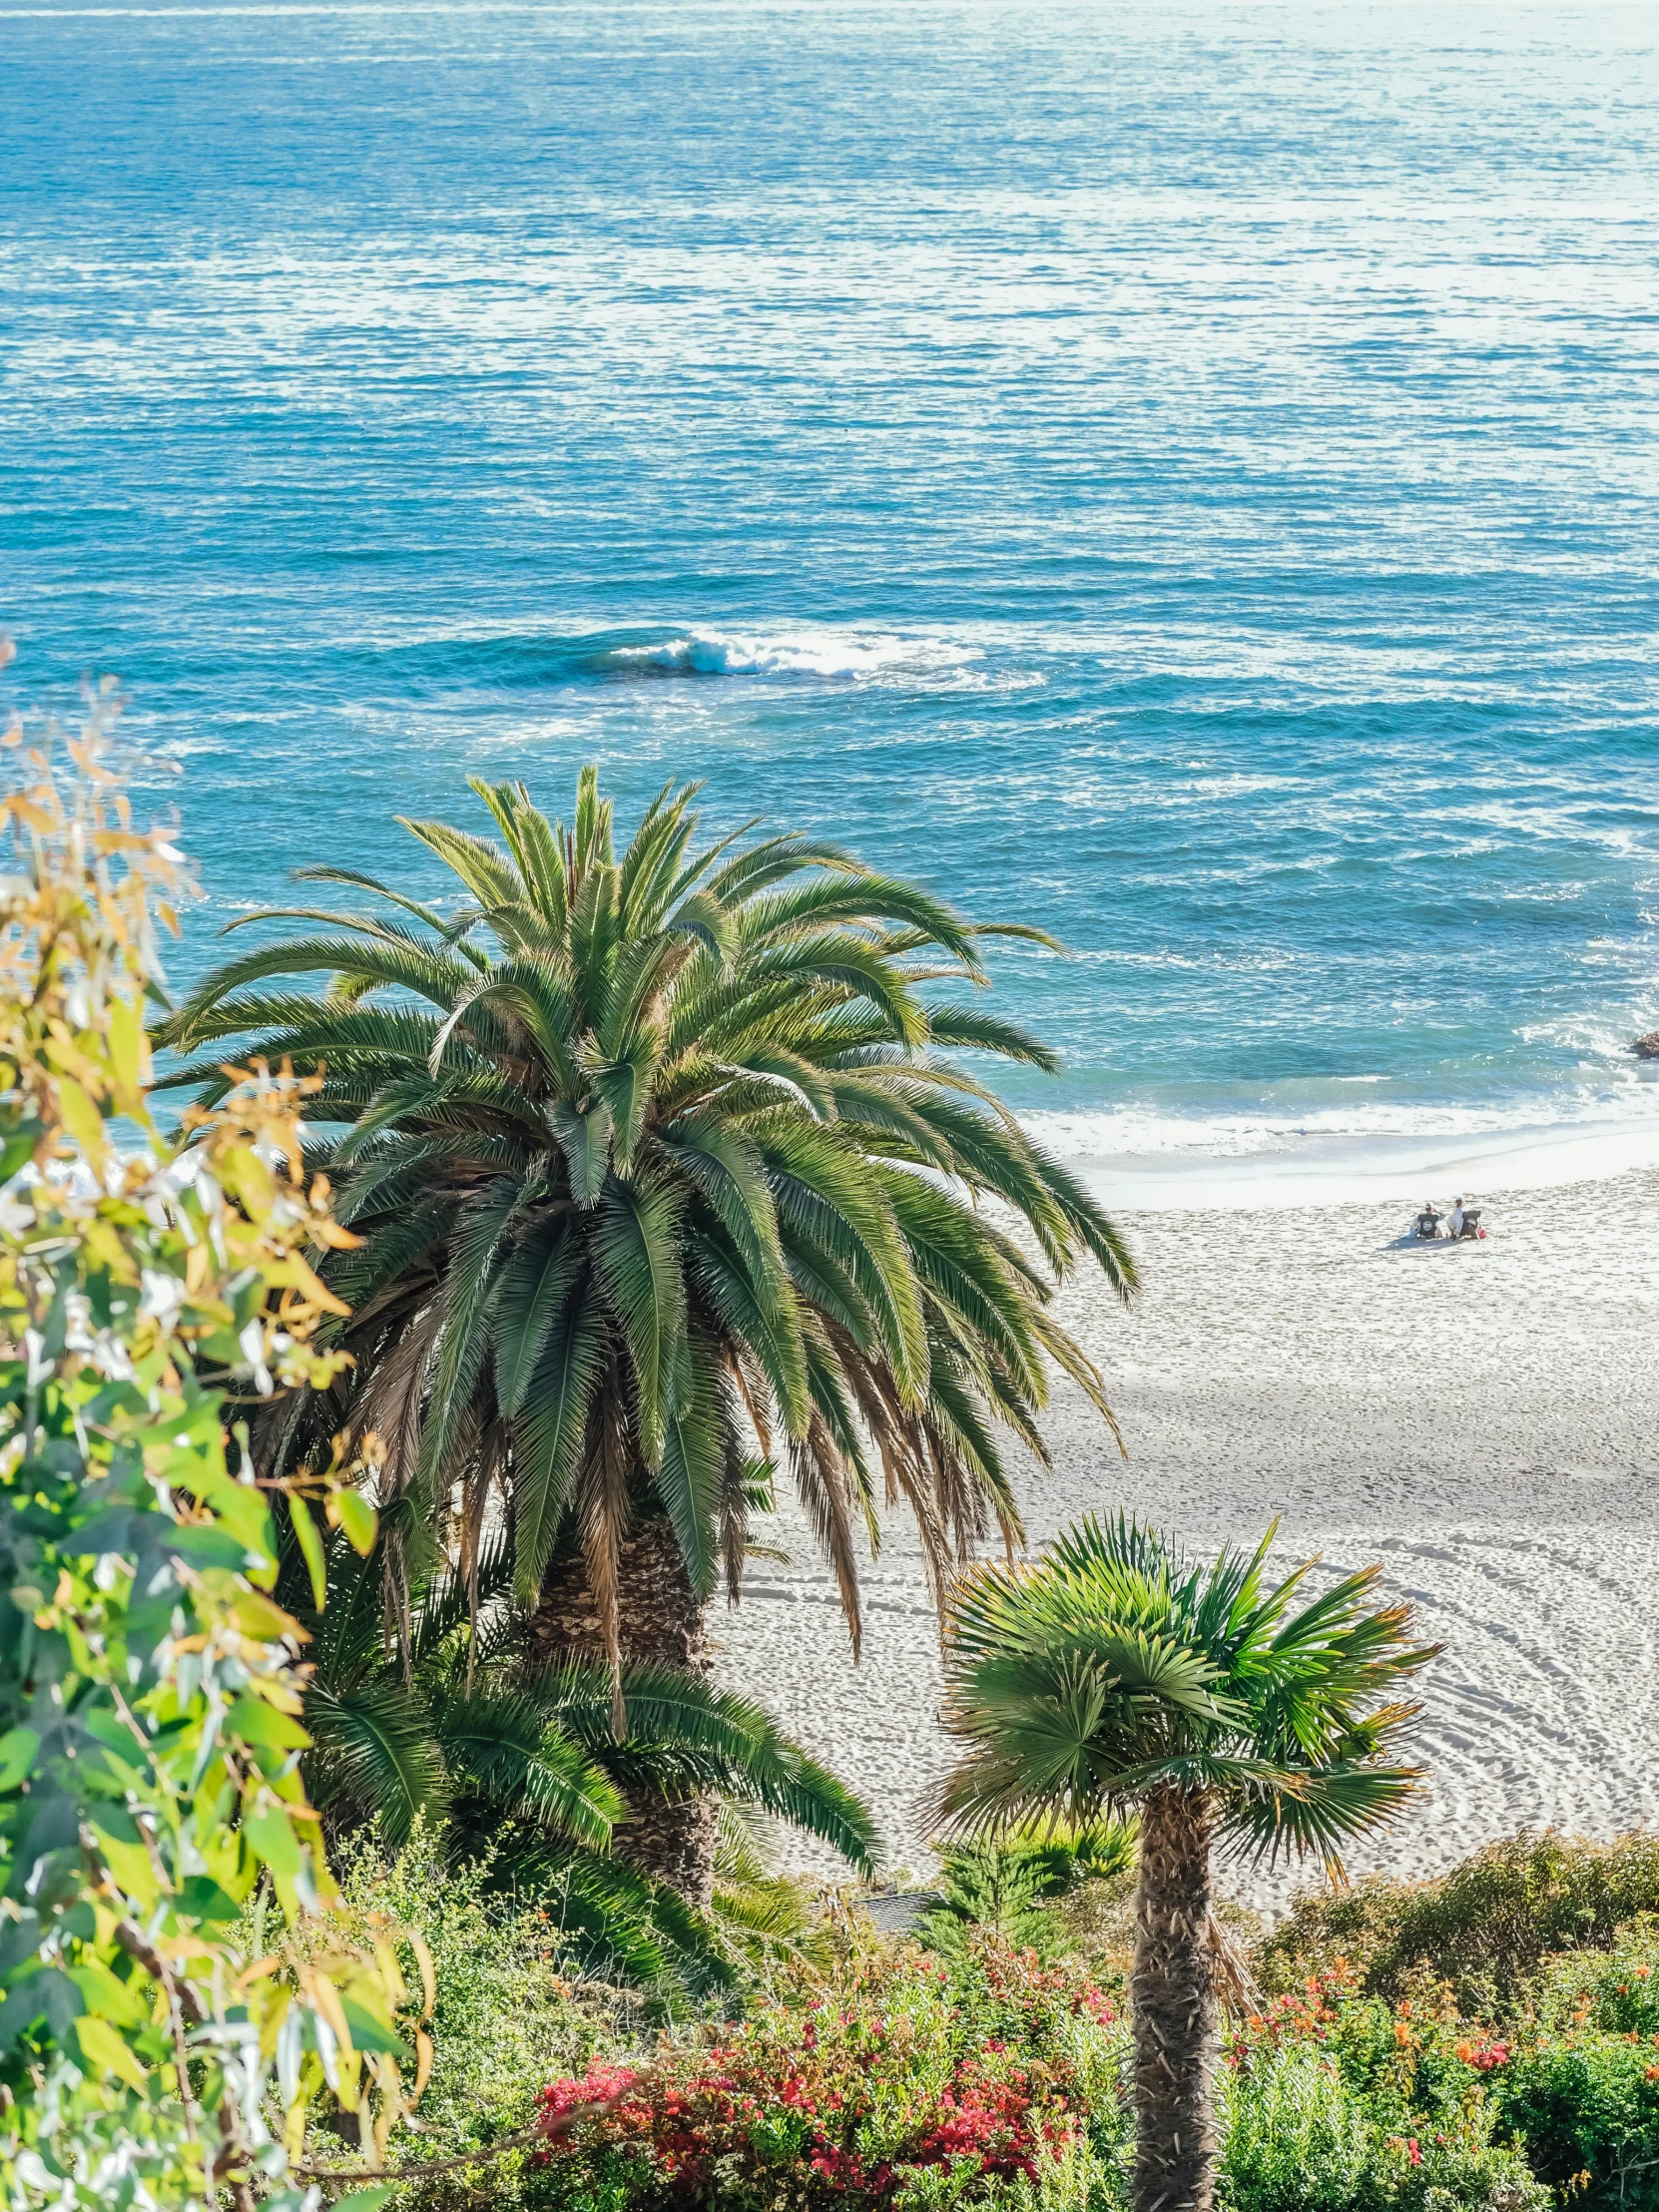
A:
[5,1,1657,1155]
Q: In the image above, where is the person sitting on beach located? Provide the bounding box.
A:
[1448,1196,1465,1239]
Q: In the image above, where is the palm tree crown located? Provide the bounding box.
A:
[159,771,1135,1673]
[938,1513,1433,1865]
[937,1515,1436,2212]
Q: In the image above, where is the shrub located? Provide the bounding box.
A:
[915,1825,1135,1966]
[1493,2036,1659,2212]
[1220,1974,1546,2212]
[1483,1922,1659,2212]
[0,681,404,2209]
[1533,1920,1659,2038]
[532,1936,1129,2209]
[311,1827,624,2210]
[1256,1834,1659,2013]
[1220,2043,1374,2212]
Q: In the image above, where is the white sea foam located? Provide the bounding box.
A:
[1021,1086,1659,1166]
[1017,1090,1659,1210]
[612,630,976,683]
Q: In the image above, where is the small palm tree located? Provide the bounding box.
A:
[292,1525,875,1987]
[936,1516,1436,2212]
[915,1817,1136,1962]
[159,770,1134,1896]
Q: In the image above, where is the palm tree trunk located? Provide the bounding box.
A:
[533,1507,718,1910]
[1131,1784,1218,2212]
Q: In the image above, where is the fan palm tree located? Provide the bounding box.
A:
[935,1516,1437,2212]
[290,1522,875,1980]
[157,770,1134,1896]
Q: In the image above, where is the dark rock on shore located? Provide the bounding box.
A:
[1635,1033,1659,1060]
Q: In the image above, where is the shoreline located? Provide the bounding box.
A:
[1026,1111,1659,1214]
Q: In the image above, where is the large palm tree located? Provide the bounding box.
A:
[935,1516,1436,2212]
[158,770,1134,1892]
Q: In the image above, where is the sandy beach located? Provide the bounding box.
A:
[716,1134,1659,1906]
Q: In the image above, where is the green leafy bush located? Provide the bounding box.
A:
[0,687,404,2209]
[915,1823,1136,1965]
[1493,2036,1659,2212]
[1533,1921,1659,2038]
[1256,1834,1659,2013]
[1480,1923,1659,2212]
[1220,2044,1374,2212]
[1219,1972,1545,2212]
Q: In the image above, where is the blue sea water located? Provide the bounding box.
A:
[4,0,1658,1156]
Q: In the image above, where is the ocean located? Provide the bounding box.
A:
[5,0,1658,1161]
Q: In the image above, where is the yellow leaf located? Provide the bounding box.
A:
[329,1486,376,1557]
[70,1956,148,2027]
[56,1074,107,1169]
[409,1929,436,2022]
[231,1590,298,1642]
[227,1693,311,1753]
[244,1807,301,1880]
[307,1969,353,2057]
[259,1984,291,2060]
[269,1247,352,1314]
[107,994,148,1108]
[370,1936,406,2007]
[75,2014,150,2095]
[93,1824,164,1911]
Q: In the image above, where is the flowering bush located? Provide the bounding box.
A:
[1477,1927,1659,2212]
[532,1936,1128,2209]
[1220,1966,1545,2212]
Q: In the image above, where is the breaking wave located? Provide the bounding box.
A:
[604,629,974,681]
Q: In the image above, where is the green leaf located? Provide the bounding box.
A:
[656,1341,722,1604]
[436,1693,621,1851]
[334,1487,377,1557]
[227,1695,311,1753]
[493,1221,579,1418]
[549,1100,612,1206]
[288,1492,327,1610]
[334,2188,397,2212]
[175,1876,243,1925]
[244,1808,302,1880]
[340,1996,412,2058]
[73,2013,149,2093]
[591,1177,686,1467]
[304,1681,445,1852]
[512,1283,605,1600]
[0,1727,39,1793]
[592,1034,659,1166]
[0,1118,44,1185]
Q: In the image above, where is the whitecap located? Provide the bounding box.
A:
[608,629,977,683]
